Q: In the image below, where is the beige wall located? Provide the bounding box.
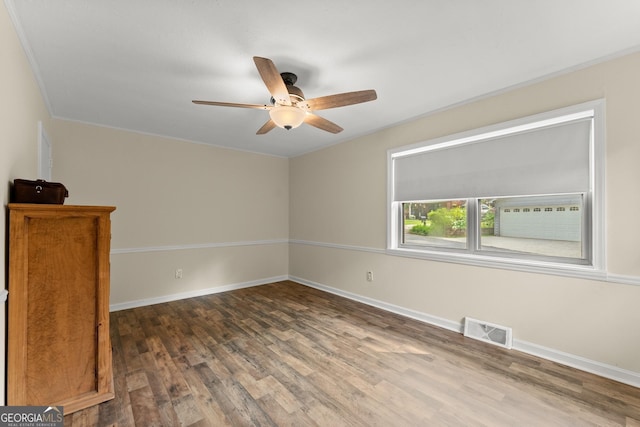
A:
[1,2,53,405]
[290,52,640,374]
[52,120,290,306]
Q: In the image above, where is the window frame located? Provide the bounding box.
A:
[387,100,605,279]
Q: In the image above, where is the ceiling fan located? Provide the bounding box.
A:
[192,56,377,134]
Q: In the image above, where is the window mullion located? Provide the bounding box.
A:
[467,198,478,254]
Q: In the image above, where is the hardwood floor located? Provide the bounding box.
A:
[65,281,640,426]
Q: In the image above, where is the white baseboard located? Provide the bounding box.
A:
[288,275,640,389]
[513,340,640,389]
[109,275,288,311]
[290,275,463,334]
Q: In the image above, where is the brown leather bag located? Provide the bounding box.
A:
[13,179,69,204]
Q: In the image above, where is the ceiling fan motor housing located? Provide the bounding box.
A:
[193,56,376,134]
[280,72,297,85]
[270,72,305,106]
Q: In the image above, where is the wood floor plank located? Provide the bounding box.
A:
[171,394,204,426]
[145,336,192,400]
[66,404,100,427]
[177,360,232,425]
[65,280,640,426]
[129,386,164,427]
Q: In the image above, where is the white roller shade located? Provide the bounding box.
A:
[393,117,592,202]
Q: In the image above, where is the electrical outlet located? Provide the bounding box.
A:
[366,271,373,282]
[175,268,183,279]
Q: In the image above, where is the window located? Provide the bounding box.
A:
[388,101,604,275]
[403,200,467,249]
[479,194,586,260]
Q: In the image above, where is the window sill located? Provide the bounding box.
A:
[386,247,606,281]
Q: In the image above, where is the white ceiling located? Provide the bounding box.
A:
[7,1,640,157]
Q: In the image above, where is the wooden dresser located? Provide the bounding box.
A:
[7,204,116,414]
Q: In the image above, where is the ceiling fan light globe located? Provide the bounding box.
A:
[269,105,306,130]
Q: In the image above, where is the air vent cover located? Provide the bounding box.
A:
[464,317,513,349]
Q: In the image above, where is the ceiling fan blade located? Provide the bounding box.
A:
[304,89,377,111]
[256,119,277,135]
[192,100,269,110]
[304,113,343,134]
[253,56,291,106]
